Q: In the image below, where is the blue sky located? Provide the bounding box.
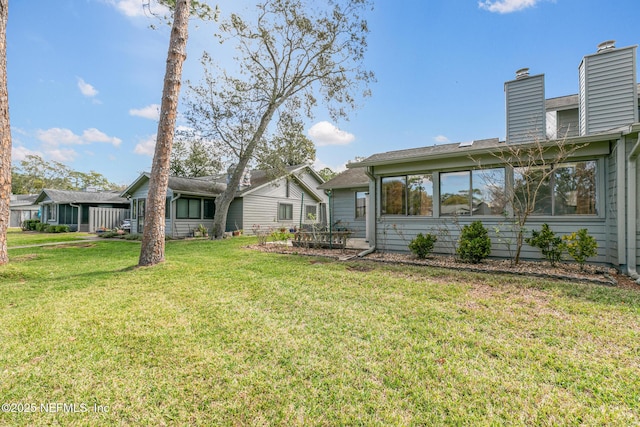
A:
[7,0,640,186]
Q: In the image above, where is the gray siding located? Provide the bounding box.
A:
[579,46,638,135]
[330,188,367,238]
[505,74,546,144]
[557,108,579,138]
[226,199,243,232]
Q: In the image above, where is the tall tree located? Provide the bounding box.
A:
[170,136,222,177]
[139,0,213,266]
[183,0,373,238]
[0,0,10,265]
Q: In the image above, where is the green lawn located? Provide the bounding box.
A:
[6,228,94,247]
[1,236,639,425]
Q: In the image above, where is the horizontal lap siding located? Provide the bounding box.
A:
[375,217,609,264]
[331,189,366,238]
[606,150,619,265]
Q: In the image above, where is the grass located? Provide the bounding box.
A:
[6,228,93,247]
[1,235,639,425]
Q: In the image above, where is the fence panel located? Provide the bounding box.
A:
[89,207,130,232]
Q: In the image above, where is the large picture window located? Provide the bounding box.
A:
[176,198,201,219]
[514,160,597,216]
[381,174,432,216]
[440,168,506,216]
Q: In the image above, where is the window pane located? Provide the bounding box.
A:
[408,174,433,216]
[305,205,317,220]
[279,203,293,221]
[355,191,367,219]
[514,167,552,215]
[381,177,406,215]
[132,199,137,219]
[176,199,188,219]
[203,199,215,219]
[166,197,171,219]
[440,171,471,216]
[138,199,146,218]
[472,168,506,215]
[189,199,201,219]
[554,161,597,215]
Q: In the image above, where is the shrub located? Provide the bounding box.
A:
[36,222,48,232]
[562,229,598,270]
[100,231,121,238]
[21,219,41,231]
[408,233,437,259]
[525,223,563,266]
[457,221,491,264]
[125,233,143,241]
[270,229,291,242]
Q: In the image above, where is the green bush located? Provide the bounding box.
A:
[457,221,491,264]
[36,222,48,232]
[408,233,437,259]
[21,219,41,231]
[525,224,563,266]
[562,229,598,270]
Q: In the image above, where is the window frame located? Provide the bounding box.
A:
[176,197,202,220]
[355,191,367,220]
[381,174,433,217]
[278,203,293,221]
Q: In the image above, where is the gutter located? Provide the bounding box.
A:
[627,135,640,282]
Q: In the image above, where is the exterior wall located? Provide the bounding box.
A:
[370,144,612,265]
[505,74,546,144]
[9,207,39,227]
[226,198,243,233]
[128,180,151,235]
[579,45,638,135]
[329,188,367,238]
[557,108,579,138]
[241,175,322,234]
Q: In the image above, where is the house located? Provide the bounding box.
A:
[344,40,640,277]
[318,167,370,239]
[34,189,130,232]
[121,164,327,238]
[9,194,40,228]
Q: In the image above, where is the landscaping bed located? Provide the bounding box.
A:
[248,242,640,289]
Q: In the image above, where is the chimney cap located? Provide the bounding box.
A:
[515,68,530,79]
[597,40,616,52]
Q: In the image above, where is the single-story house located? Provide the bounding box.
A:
[35,189,130,232]
[340,41,640,278]
[9,194,40,228]
[318,167,370,239]
[121,164,327,238]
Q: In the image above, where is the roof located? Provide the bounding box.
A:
[318,167,370,190]
[10,194,39,207]
[35,189,129,205]
[350,138,504,168]
[167,175,226,197]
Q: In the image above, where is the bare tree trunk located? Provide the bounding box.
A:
[139,0,190,266]
[0,0,11,265]
[212,104,280,239]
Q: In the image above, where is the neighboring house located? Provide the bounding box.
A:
[344,41,640,276]
[318,167,370,239]
[121,164,327,238]
[9,194,39,228]
[35,189,130,232]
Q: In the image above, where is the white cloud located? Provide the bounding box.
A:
[11,144,42,162]
[47,148,78,163]
[77,77,98,97]
[478,0,543,13]
[308,121,355,147]
[129,104,161,121]
[134,135,157,156]
[106,0,170,18]
[434,135,450,143]
[36,127,121,147]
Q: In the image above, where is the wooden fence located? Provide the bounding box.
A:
[89,207,130,233]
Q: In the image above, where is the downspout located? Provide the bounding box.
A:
[627,135,640,281]
[328,190,332,249]
[358,166,377,257]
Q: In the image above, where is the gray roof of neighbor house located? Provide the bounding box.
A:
[350,138,504,168]
[318,167,370,190]
[35,189,129,205]
[10,194,39,207]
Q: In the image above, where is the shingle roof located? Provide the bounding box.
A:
[36,189,129,205]
[351,138,504,167]
[166,175,226,196]
[318,167,369,190]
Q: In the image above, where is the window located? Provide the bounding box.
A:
[305,205,317,221]
[176,198,201,219]
[166,197,171,219]
[203,199,215,219]
[137,199,146,219]
[132,199,138,219]
[59,205,78,225]
[355,191,367,219]
[278,203,293,221]
[382,175,433,216]
[440,168,506,216]
[47,204,57,221]
[515,160,597,216]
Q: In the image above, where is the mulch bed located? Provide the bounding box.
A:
[247,243,640,290]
